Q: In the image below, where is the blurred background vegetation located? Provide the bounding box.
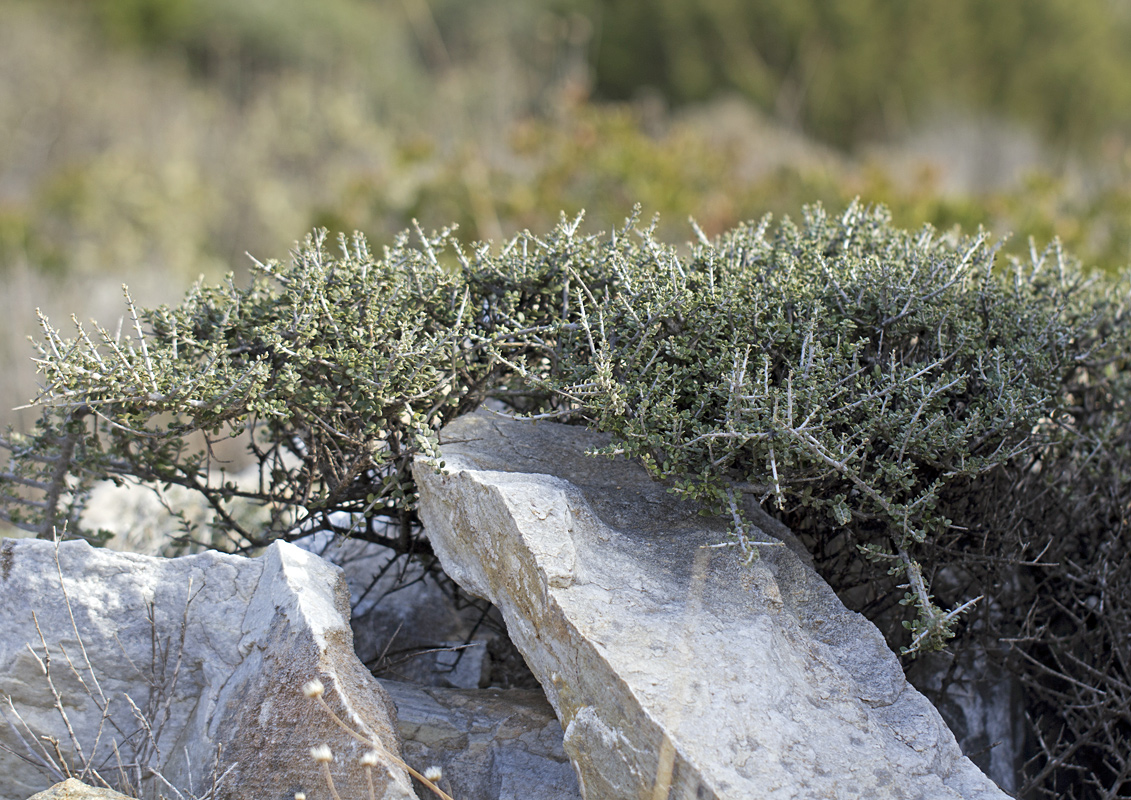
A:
[5,0,1131,432]
[6,5,1131,794]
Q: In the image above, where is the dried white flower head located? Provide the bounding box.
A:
[423,765,443,782]
[359,750,380,767]
[302,679,325,699]
[310,745,334,763]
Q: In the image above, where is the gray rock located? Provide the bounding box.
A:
[25,778,133,800]
[413,409,1011,800]
[0,538,416,800]
[82,474,501,690]
[385,680,581,800]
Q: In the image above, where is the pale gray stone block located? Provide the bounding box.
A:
[384,680,581,800]
[413,408,1010,800]
[25,778,133,800]
[0,538,416,800]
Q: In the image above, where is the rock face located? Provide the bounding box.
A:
[25,779,133,800]
[413,409,1011,800]
[0,538,416,800]
[384,680,581,800]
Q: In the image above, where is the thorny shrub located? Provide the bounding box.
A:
[1,202,1129,797]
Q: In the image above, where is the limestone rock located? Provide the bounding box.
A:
[0,538,416,800]
[384,680,581,800]
[412,409,1011,800]
[25,779,132,800]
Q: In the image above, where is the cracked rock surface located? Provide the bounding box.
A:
[413,409,1010,800]
[0,538,415,800]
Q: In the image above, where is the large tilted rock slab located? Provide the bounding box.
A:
[413,409,1010,800]
[0,538,416,800]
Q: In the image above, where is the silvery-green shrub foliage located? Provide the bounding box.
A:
[548,203,1115,652]
[0,203,1122,658]
[6,202,1131,795]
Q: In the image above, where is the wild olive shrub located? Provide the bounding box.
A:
[1,203,1129,797]
[549,204,1097,652]
[0,203,1114,629]
[545,205,1131,797]
[0,219,615,552]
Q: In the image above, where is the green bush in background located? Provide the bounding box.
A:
[582,0,1131,150]
[12,0,1131,290]
[101,0,1131,152]
[9,0,1131,298]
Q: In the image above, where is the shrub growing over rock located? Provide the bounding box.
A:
[2,202,1129,797]
[548,204,1107,651]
